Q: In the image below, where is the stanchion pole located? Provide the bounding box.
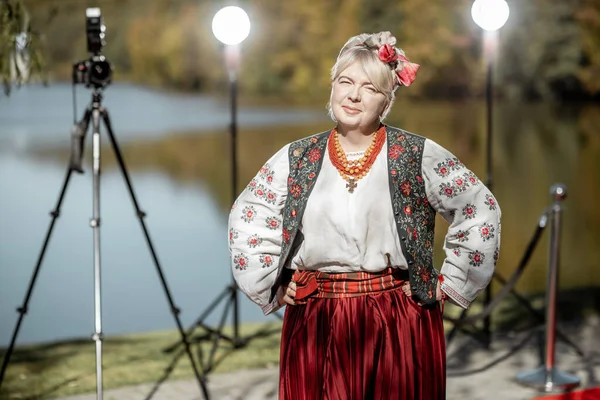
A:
[515,184,580,393]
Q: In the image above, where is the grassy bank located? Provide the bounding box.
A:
[0,321,283,399]
[2,288,598,399]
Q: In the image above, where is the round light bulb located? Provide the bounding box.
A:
[212,6,251,45]
[471,0,510,31]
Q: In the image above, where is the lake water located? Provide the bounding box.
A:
[0,83,326,151]
[1,83,599,347]
[0,83,325,347]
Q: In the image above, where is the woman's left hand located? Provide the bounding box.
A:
[401,280,443,306]
[278,281,297,306]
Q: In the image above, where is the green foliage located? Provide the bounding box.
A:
[126,2,221,91]
[397,0,481,98]
[577,0,600,94]
[241,0,360,100]
[0,0,46,95]
[497,0,584,100]
[2,0,600,100]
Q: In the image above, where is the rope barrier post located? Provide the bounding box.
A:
[515,184,580,393]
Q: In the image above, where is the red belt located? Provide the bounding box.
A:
[293,267,409,305]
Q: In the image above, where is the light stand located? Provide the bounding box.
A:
[192,43,245,351]
[163,6,280,374]
[198,7,248,359]
[482,28,498,347]
[446,0,510,348]
[227,44,242,344]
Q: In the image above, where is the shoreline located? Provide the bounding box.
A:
[2,309,599,399]
[45,314,600,400]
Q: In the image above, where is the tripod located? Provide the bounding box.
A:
[0,88,210,400]
[164,45,282,374]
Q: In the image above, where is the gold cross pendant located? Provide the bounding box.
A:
[346,178,357,193]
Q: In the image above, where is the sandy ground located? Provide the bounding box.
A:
[57,314,600,400]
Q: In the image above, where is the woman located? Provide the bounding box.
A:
[228,31,501,399]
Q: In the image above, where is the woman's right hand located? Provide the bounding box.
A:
[278,281,297,306]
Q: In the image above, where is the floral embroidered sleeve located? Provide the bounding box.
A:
[422,139,502,309]
[228,144,290,315]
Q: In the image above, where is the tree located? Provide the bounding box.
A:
[0,0,46,95]
[497,0,584,100]
[577,0,600,95]
[242,0,360,100]
[396,0,481,98]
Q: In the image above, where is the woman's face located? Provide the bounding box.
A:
[331,61,388,133]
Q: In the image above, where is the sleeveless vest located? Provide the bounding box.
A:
[270,125,439,305]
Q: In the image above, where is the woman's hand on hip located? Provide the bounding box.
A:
[278,281,297,306]
[401,280,443,306]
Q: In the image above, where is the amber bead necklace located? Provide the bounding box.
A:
[327,125,386,193]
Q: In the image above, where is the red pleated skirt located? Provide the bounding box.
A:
[279,268,446,400]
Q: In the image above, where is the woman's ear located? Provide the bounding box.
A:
[380,101,391,120]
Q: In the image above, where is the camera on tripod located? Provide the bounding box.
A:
[72,8,112,89]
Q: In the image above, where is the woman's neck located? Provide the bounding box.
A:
[337,123,382,152]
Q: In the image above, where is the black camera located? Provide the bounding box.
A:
[72,8,112,89]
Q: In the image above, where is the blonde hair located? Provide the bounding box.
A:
[327,32,408,122]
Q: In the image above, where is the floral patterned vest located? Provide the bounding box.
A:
[270,125,439,305]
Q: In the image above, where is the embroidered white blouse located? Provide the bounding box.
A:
[228,136,502,315]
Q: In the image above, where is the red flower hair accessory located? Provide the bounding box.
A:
[360,31,420,87]
[378,44,398,64]
[396,54,420,87]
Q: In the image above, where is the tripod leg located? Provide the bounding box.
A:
[446,212,549,348]
[494,274,586,357]
[446,308,469,346]
[99,109,210,400]
[186,287,235,345]
[0,166,77,389]
[206,288,235,374]
[0,106,93,390]
[90,107,106,400]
